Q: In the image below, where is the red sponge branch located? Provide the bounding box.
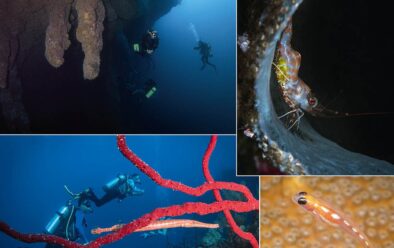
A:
[201,136,259,248]
[116,135,257,202]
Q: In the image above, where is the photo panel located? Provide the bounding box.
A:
[0,0,236,134]
[260,176,394,247]
[237,0,394,175]
[0,135,259,247]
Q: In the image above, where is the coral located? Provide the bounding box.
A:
[44,0,72,68]
[75,0,105,80]
[0,136,259,248]
[260,177,394,248]
[202,228,223,247]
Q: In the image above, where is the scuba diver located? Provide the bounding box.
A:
[45,187,93,247]
[133,29,160,56]
[44,173,144,247]
[127,79,157,102]
[85,173,144,207]
[194,40,217,71]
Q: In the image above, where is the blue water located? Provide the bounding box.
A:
[0,136,258,247]
[116,0,236,133]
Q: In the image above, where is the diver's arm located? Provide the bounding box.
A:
[130,187,144,195]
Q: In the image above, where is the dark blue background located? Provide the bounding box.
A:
[117,0,236,133]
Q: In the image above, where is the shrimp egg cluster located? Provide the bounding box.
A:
[260,177,394,248]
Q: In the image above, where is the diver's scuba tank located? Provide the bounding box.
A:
[144,79,157,99]
[145,86,157,98]
[133,43,140,52]
[103,174,127,192]
[45,205,72,234]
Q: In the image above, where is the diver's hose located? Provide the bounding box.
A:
[64,185,77,197]
[65,205,75,240]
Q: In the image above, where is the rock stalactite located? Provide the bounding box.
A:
[44,0,105,80]
[75,0,105,80]
[44,0,72,68]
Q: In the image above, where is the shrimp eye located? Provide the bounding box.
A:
[298,192,307,196]
[308,97,317,107]
[297,197,307,205]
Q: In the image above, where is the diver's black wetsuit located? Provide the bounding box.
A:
[45,198,90,248]
[194,41,217,71]
[44,174,144,248]
[84,175,144,207]
[141,31,159,54]
[84,188,120,207]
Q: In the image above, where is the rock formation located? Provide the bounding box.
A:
[44,0,72,68]
[75,0,105,80]
[0,0,179,132]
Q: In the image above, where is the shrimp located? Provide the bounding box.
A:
[274,21,392,129]
[273,21,319,129]
[293,191,373,248]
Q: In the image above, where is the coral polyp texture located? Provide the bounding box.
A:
[0,135,259,248]
[260,177,394,248]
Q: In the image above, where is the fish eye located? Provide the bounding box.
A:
[297,197,307,205]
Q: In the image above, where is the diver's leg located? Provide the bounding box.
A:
[201,57,206,70]
[95,192,116,207]
[206,61,217,71]
[75,211,88,244]
[87,188,115,207]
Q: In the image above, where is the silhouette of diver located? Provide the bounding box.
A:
[125,79,157,103]
[194,40,217,71]
[133,29,159,56]
[44,173,144,247]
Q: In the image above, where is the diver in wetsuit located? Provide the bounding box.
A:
[45,189,93,248]
[194,40,217,71]
[85,173,144,207]
[128,79,158,102]
[44,173,144,247]
[133,29,160,56]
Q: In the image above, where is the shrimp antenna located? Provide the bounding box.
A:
[317,107,394,118]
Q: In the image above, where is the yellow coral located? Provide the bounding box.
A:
[260,177,394,248]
